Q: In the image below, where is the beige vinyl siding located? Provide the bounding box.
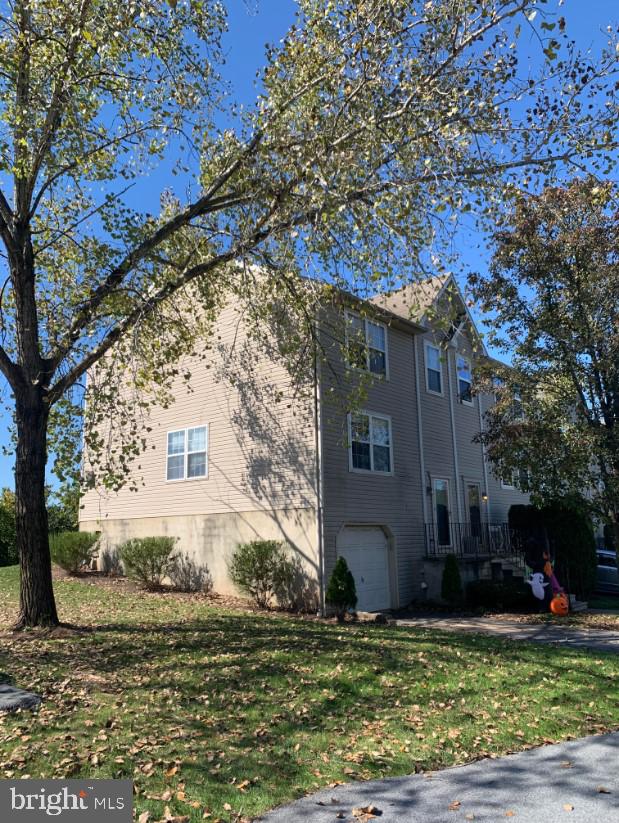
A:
[418,326,530,529]
[80,303,318,523]
[417,330,458,516]
[319,308,425,607]
[450,336,486,522]
[478,392,530,522]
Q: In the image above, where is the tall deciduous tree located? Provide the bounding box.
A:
[0,0,617,627]
[471,177,619,539]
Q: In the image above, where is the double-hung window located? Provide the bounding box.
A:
[166,425,208,481]
[512,388,524,420]
[425,342,443,394]
[345,311,388,378]
[349,412,393,473]
[501,469,528,490]
[456,354,473,404]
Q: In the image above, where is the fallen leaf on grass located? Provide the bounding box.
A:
[162,808,189,823]
[138,813,150,823]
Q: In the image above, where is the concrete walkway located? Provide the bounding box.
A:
[258,732,619,822]
[394,616,619,653]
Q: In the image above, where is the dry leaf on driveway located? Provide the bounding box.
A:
[448,800,461,811]
[352,804,382,820]
[596,786,611,793]
[563,804,574,812]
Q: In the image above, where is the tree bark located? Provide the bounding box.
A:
[13,391,58,629]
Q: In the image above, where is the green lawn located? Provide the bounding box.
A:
[1,566,618,823]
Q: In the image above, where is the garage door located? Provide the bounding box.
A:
[337,526,391,612]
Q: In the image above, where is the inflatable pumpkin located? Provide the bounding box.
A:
[550,593,569,616]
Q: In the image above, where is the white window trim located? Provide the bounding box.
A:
[501,471,518,490]
[432,476,452,547]
[456,353,474,406]
[347,410,394,475]
[165,424,209,482]
[345,310,390,380]
[424,340,444,396]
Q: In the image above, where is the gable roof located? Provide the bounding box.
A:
[369,274,450,323]
[369,274,487,355]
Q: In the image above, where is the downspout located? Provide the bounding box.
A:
[413,335,428,525]
[447,345,464,523]
[478,392,491,521]
[313,332,326,616]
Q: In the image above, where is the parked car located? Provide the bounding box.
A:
[596,550,619,594]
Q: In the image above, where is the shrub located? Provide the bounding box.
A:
[0,505,17,567]
[168,553,213,594]
[99,546,123,576]
[118,536,177,589]
[543,502,597,601]
[228,540,294,608]
[467,579,532,612]
[441,554,463,605]
[509,499,598,601]
[325,557,357,622]
[50,531,99,574]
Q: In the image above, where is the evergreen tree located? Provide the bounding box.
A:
[326,558,357,622]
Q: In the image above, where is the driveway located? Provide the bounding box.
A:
[394,616,619,654]
[258,732,619,822]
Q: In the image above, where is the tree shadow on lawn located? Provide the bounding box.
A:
[0,616,617,815]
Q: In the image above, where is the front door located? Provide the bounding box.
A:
[433,479,451,547]
[466,483,482,539]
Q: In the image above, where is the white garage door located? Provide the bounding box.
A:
[337,526,391,612]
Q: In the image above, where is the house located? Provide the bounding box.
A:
[79,275,530,610]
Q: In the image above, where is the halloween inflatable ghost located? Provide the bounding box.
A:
[526,572,549,600]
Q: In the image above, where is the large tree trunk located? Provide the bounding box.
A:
[13,392,58,629]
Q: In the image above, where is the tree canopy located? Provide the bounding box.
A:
[472,177,619,534]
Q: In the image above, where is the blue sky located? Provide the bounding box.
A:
[0,0,617,489]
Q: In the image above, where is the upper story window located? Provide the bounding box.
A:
[512,388,524,420]
[348,411,393,473]
[345,311,388,378]
[166,425,208,481]
[425,342,443,395]
[456,354,473,404]
[501,468,528,490]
